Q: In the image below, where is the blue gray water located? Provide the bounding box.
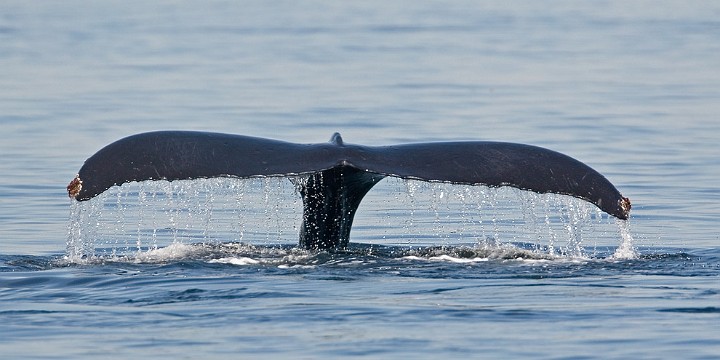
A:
[1,1,719,359]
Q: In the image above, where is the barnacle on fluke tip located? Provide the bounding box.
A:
[67,175,82,199]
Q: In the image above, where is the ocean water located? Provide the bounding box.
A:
[1,1,719,359]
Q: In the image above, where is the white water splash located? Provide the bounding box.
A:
[422,254,490,263]
[134,243,202,262]
[209,257,261,266]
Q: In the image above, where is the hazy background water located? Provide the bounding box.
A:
[1,1,719,359]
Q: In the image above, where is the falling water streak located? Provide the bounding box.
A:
[136,182,146,252]
[402,179,419,243]
[389,186,401,242]
[559,196,581,257]
[473,188,488,245]
[585,207,605,256]
[148,185,159,250]
[541,195,559,256]
[429,184,446,243]
[160,181,177,244]
[272,178,287,242]
[290,178,300,234]
[200,180,213,242]
[233,180,247,242]
[612,219,637,259]
[461,186,480,241]
[113,190,126,255]
[412,181,434,243]
[66,194,102,261]
[152,190,164,249]
[455,187,469,240]
[261,178,271,243]
[91,194,102,258]
[181,182,195,241]
[66,200,83,260]
[517,190,541,252]
[487,189,500,245]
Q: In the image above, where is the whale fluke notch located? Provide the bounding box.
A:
[68,131,630,250]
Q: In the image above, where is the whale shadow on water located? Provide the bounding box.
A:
[67,131,631,251]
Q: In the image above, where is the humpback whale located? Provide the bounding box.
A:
[67,131,630,250]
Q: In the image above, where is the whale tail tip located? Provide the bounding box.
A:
[67,175,82,199]
[620,196,631,219]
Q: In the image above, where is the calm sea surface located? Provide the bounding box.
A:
[1,1,719,359]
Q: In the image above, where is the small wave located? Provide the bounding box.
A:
[400,243,561,262]
[657,307,720,314]
[0,255,59,272]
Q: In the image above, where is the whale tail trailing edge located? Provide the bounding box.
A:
[68,131,630,250]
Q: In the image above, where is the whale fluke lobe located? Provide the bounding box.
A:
[69,131,630,250]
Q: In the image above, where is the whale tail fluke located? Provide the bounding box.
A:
[68,131,630,250]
